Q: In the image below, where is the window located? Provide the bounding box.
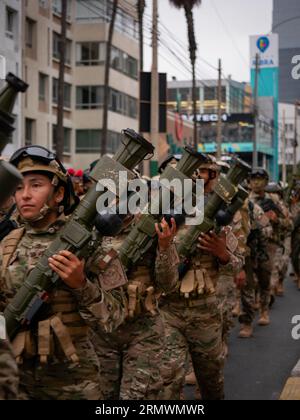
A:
[204,87,216,101]
[107,130,121,154]
[25,118,35,146]
[52,78,72,108]
[110,46,138,79]
[76,42,105,66]
[76,129,121,154]
[76,86,103,109]
[109,89,137,118]
[53,32,72,64]
[168,89,178,102]
[52,0,71,19]
[52,125,71,153]
[76,85,137,117]
[6,7,17,39]
[39,0,49,8]
[39,73,48,101]
[75,0,138,40]
[25,18,36,48]
[76,129,101,153]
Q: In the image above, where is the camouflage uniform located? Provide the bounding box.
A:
[0,335,19,400]
[160,217,246,400]
[239,199,272,327]
[90,232,179,400]
[268,193,293,294]
[250,192,292,298]
[217,207,250,345]
[0,217,127,400]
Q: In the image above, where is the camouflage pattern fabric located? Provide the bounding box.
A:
[239,200,273,324]
[160,215,246,400]
[0,216,128,400]
[90,313,164,400]
[217,207,250,342]
[91,233,179,400]
[0,336,19,400]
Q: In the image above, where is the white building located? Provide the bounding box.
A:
[0,0,23,156]
[278,102,300,167]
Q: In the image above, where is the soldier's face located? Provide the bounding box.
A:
[249,177,267,193]
[15,173,59,220]
[197,169,210,184]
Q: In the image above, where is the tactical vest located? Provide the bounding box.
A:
[99,234,160,320]
[1,228,87,365]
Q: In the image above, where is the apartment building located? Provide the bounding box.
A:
[22,0,139,168]
[0,0,23,156]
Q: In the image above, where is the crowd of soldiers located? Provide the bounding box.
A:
[0,142,300,401]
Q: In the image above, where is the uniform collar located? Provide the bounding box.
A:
[25,214,66,235]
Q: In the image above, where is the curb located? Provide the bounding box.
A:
[279,357,300,399]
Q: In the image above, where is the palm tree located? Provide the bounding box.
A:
[169,0,201,149]
[101,0,119,156]
[56,0,67,161]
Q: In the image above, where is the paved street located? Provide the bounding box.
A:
[224,273,300,400]
[184,273,300,400]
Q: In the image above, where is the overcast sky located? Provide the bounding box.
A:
[143,0,273,83]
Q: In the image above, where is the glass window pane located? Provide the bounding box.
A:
[90,42,99,61]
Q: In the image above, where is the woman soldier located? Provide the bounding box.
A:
[0,146,126,400]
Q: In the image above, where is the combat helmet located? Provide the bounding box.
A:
[10,145,78,217]
[249,167,269,181]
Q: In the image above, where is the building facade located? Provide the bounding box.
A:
[273,0,300,104]
[18,0,139,169]
[0,0,23,156]
[278,102,300,169]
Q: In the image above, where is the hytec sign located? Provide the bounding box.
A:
[250,34,279,68]
[181,113,228,122]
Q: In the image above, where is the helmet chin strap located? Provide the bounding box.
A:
[21,189,62,224]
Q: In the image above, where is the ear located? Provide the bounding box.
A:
[209,170,217,180]
[54,186,65,203]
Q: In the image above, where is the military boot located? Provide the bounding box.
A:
[238,323,253,338]
[258,309,270,326]
[185,370,197,386]
[276,281,284,296]
[232,300,241,317]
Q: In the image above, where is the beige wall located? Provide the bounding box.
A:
[22,0,139,170]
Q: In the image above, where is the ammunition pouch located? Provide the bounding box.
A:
[11,289,87,365]
[179,256,217,299]
[126,266,160,318]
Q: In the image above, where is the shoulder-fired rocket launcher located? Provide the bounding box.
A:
[4,129,154,340]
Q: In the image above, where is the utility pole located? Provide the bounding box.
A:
[252,53,259,168]
[282,109,286,185]
[293,101,299,175]
[150,0,159,176]
[216,58,222,158]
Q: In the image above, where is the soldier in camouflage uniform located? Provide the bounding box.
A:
[247,169,291,326]
[238,196,273,338]
[265,182,293,297]
[0,195,18,241]
[0,146,127,400]
[160,156,246,400]
[90,216,179,400]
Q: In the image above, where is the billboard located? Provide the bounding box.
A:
[250,34,279,69]
[250,34,279,180]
